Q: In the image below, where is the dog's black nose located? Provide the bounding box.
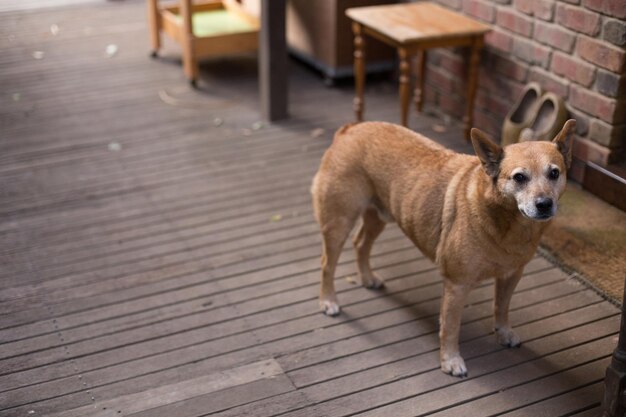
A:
[535,197,553,212]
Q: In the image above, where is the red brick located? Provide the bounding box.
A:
[583,0,626,19]
[529,66,570,98]
[462,0,496,22]
[573,135,613,165]
[476,89,510,117]
[569,84,619,123]
[424,87,439,105]
[594,70,626,98]
[485,28,514,53]
[589,118,626,148]
[534,21,576,52]
[512,37,552,68]
[483,51,529,82]
[533,0,556,20]
[568,157,586,183]
[478,71,524,100]
[496,9,534,37]
[438,92,465,119]
[567,108,591,136]
[556,4,601,35]
[551,52,597,87]
[513,0,534,15]
[603,19,626,47]
[577,35,626,73]
[472,107,502,138]
[426,66,458,93]
[434,49,466,78]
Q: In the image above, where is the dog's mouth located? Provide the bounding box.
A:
[519,207,554,222]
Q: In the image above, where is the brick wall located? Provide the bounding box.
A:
[421,0,626,181]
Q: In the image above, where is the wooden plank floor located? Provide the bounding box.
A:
[0,1,619,416]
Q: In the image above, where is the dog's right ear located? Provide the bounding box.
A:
[471,128,503,178]
[552,119,576,169]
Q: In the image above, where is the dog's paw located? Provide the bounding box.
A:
[363,274,385,290]
[320,299,341,316]
[495,326,522,348]
[441,354,468,378]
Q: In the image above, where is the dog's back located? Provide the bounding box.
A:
[312,121,477,260]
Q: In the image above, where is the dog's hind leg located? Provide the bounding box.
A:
[319,216,356,316]
[353,207,386,289]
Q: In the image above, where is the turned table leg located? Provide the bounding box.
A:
[352,22,365,122]
[463,36,482,140]
[414,49,427,113]
[398,47,411,127]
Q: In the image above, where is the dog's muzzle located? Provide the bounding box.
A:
[535,197,553,216]
[519,197,556,221]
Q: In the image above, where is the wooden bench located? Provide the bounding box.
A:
[147,0,259,86]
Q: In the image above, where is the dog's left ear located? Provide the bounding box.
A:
[471,128,503,178]
[552,119,576,169]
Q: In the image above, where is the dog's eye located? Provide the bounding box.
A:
[548,168,560,180]
[512,173,527,183]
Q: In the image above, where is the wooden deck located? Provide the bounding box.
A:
[0,1,619,416]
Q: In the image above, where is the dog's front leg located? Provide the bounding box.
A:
[439,280,472,377]
[494,268,523,347]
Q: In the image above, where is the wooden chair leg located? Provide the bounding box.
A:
[180,0,197,84]
[352,22,365,122]
[398,47,411,127]
[414,49,427,113]
[147,0,161,55]
[464,37,482,141]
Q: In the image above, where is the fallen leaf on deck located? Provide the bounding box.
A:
[105,44,118,58]
[310,128,325,138]
[270,214,283,222]
[108,142,122,152]
[213,117,223,127]
[12,93,21,102]
[345,276,357,284]
[50,24,60,36]
[32,51,44,60]
[252,121,265,130]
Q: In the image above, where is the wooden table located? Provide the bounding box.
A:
[346,2,491,139]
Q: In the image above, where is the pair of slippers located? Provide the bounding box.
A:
[501,82,569,146]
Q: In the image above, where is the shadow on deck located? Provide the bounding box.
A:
[0,1,618,416]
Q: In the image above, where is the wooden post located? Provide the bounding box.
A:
[180,0,197,85]
[463,36,482,141]
[259,0,288,121]
[602,281,626,417]
[413,49,426,113]
[352,22,365,122]
[398,47,411,127]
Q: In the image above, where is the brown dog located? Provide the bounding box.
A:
[311,119,575,377]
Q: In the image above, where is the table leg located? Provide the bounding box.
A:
[399,47,411,127]
[463,37,482,141]
[352,22,365,122]
[414,49,427,113]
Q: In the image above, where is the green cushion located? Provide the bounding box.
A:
[176,10,255,37]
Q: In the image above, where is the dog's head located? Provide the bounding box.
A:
[470,119,576,221]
